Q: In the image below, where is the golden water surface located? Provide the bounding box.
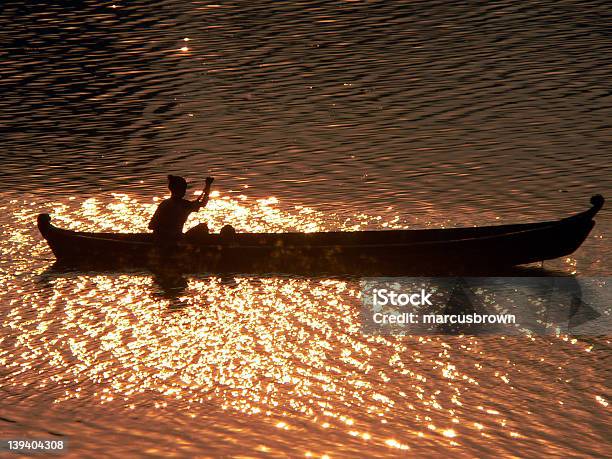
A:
[1,194,609,457]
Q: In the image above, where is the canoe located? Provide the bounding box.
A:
[37,195,604,275]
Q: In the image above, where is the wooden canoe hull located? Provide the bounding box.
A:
[37,195,604,275]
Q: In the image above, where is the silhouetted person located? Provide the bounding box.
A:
[149,175,214,241]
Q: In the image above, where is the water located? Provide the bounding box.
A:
[1,1,610,456]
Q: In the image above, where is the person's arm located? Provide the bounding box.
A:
[192,177,214,210]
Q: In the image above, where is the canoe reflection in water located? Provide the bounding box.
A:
[37,264,246,311]
[150,269,240,310]
[150,268,189,309]
[37,262,607,336]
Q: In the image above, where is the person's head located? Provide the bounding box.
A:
[167,175,187,198]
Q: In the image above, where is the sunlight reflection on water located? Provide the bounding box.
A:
[0,193,609,457]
